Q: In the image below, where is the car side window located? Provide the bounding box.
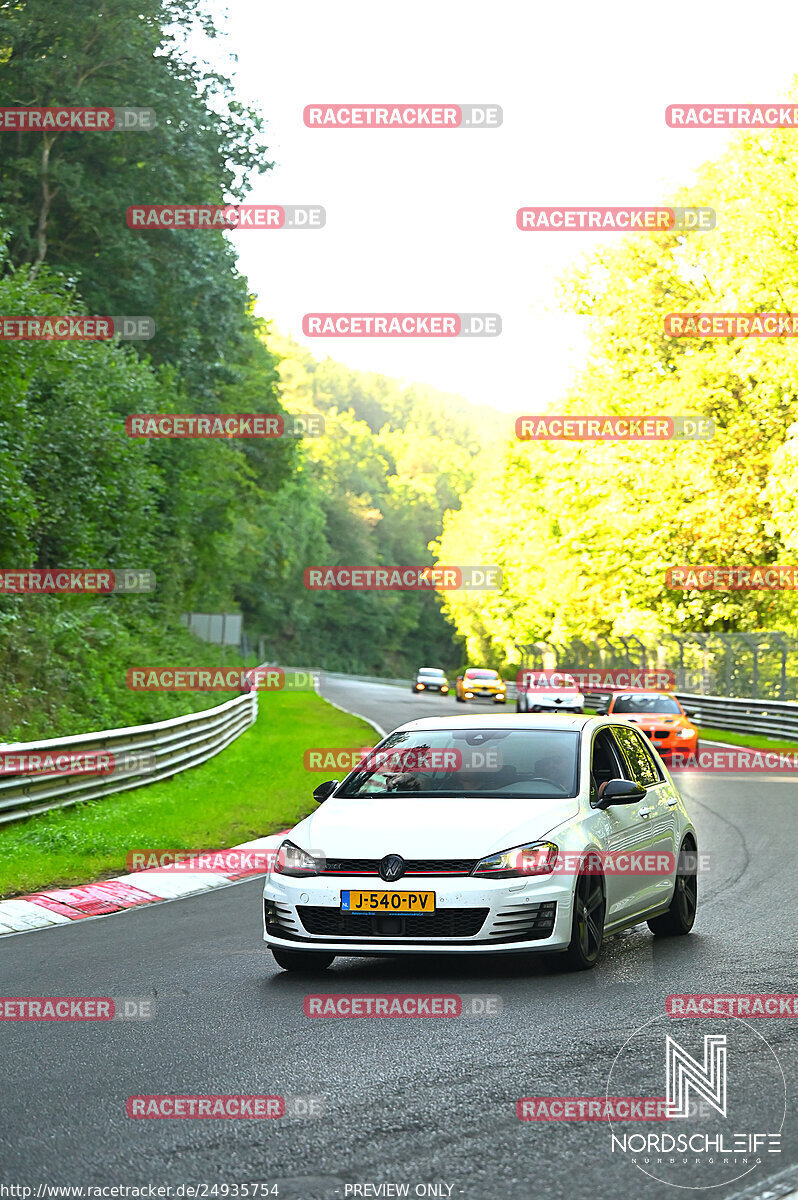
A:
[613,726,661,787]
[590,728,631,802]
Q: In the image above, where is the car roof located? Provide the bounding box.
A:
[418,666,445,672]
[393,714,598,734]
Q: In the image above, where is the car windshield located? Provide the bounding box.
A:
[466,670,499,680]
[419,669,445,677]
[335,728,580,798]
[612,693,682,714]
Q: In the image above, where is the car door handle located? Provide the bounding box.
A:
[666,797,679,808]
[638,807,652,818]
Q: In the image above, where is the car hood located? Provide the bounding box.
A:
[623,714,688,727]
[289,793,580,858]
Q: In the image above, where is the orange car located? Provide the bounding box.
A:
[597,691,699,757]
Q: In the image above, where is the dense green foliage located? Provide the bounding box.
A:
[241,331,498,673]
[435,121,798,665]
[0,2,493,737]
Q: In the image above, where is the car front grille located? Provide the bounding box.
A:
[486,901,557,942]
[644,729,673,740]
[320,858,477,876]
[296,906,489,939]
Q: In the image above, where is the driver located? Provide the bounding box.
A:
[533,752,573,792]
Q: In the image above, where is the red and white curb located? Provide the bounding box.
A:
[0,833,287,937]
[0,683,386,938]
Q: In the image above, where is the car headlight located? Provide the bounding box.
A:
[418,683,425,689]
[677,728,695,739]
[472,841,558,879]
[442,685,449,692]
[274,839,321,877]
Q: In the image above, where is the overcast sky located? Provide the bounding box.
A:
[202,0,798,414]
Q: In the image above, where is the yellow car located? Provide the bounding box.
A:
[455,668,507,703]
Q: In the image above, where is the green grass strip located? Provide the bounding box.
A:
[0,690,375,898]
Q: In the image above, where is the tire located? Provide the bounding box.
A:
[456,693,465,703]
[271,948,335,972]
[647,837,697,937]
[573,707,584,715]
[559,857,605,970]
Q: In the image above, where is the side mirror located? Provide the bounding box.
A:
[595,778,646,809]
[313,779,339,804]
[686,709,702,723]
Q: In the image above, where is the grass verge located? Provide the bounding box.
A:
[0,690,375,898]
[696,725,797,751]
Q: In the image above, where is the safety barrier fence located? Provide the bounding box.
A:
[0,691,257,826]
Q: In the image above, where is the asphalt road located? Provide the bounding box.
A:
[1,678,797,1200]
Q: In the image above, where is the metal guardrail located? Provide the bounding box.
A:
[0,691,258,826]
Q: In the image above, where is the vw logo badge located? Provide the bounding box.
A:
[379,854,405,882]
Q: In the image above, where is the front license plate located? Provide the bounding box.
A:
[341,890,436,913]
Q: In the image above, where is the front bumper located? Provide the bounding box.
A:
[263,872,573,955]
[637,730,697,755]
[519,697,583,712]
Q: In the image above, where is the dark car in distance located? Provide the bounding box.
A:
[412,667,450,694]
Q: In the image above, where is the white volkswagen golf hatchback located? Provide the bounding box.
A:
[263,714,698,972]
